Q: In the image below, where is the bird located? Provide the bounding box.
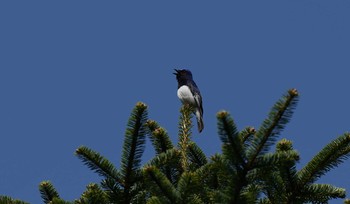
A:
[174,69,204,133]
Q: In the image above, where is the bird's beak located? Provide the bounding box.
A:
[173,69,179,75]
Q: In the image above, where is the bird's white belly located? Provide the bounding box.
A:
[177,85,195,105]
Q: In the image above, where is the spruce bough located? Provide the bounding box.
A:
[2,89,350,203]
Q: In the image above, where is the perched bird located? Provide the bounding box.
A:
[174,69,204,133]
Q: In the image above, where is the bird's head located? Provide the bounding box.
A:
[173,69,193,80]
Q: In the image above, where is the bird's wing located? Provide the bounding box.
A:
[194,93,203,115]
[188,82,203,115]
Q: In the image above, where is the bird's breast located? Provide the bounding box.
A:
[177,85,196,105]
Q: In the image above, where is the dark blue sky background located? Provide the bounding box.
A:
[1,1,349,203]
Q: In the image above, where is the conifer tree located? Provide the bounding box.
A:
[2,89,350,204]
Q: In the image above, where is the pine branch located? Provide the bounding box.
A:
[247,89,299,169]
[146,149,181,168]
[39,181,60,204]
[258,197,272,204]
[216,111,253,203]
[275,139,299,201]
[209,190,232,204]
[75,146,122,185]
[131,186,148,204]
[240,126,256,147]
[300,184,346,203]
[146,120,174,155]
[254,150,299,168]
[255,139,300,203]
[50,198,72,204]
[0,196,29,204]
[178,104,193,171]
[241,183,261,203]
[75,183,109,204]
[208,154,232,188]
[177,172,201,203]
[187,141,207,169]
[100,178,122,202]
[258,170,287,203]
[194,154,235,202]
[146,196,164,204]
[276,138,294,152]
[297,133,350,186]
[217,111,246,168]
[121,102,148,201]
[145,119,160,132]
[146,148,182,184]
[193,161,217,198]
[186,195,204,204]
[143,166,180,203]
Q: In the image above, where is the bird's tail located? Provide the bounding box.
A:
[195,109,204,133]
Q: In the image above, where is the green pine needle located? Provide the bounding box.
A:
[39,181,60,204]
[301,184,346,202]
[177,172,201,203]
[255,150,300,168]
[187,142,207,169]
[247,89,299,169]
[217,111,246,168]
[75,183,109,204]
[120,102,148,195]
[0,196,29,204]
[146,196,164,204]
[143,166,180,203]
[146,121,174,155]
[146,149,181,169]
[146,148,182,184]
[276,138,294,152]
[298,133,350,186]
[75,146,122,185]
[239,126,256,146]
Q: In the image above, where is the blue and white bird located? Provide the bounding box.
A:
[174,69,204,133]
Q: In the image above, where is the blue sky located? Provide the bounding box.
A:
[1,1,350,203]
